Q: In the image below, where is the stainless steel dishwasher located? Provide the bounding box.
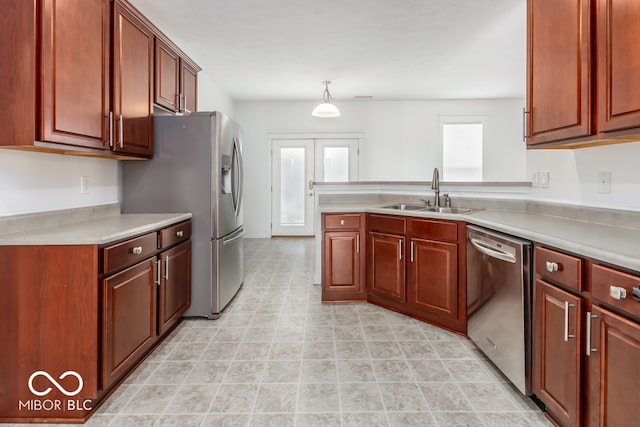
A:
[467,225,532,395]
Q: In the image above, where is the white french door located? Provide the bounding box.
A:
[271,139,315,236]
[270,136,360,237]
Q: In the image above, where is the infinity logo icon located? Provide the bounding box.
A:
[28,371,84,397]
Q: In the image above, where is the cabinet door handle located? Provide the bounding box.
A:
[398,239,403,260]
[131,246,143,255]
[176,230,184,237]
[410,241,414,263]
[108,112,113,147]
[586,311,598,355]
[522,107,529,141]
[546,261,559,273]
[564,301,575,341]
[118,114,124,148]
[356,234,360,253]
[164,255,169,280]
[155,260,161,286]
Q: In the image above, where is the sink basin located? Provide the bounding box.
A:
[381,204,477,214]
[423,207,476,214]
[381,204,429,211]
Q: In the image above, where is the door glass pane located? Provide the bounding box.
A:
[323,147,349,182]
[280,147,305,225]
[442,122,483,181]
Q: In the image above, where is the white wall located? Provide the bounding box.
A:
[0,150,119,216]
[196,70,236,118]
[235,98,526,237]
[527,141,640,212]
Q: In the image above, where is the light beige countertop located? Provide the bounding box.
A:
[0,203,191,245]
[320,201,640,273]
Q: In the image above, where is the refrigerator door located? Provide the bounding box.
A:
[214,113,243,239]
[212,226,244,315]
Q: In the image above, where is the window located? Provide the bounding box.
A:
[440,117,484,182]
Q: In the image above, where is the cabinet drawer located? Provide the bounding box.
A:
[410,218,457,241]
[159,220,192,249]
[592,264,640,319]
[534,246,583,291]
[367,214,406,234]
[324,214,361,230]
[103,232,157,274]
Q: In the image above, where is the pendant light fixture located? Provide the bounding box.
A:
[312,81,341,118]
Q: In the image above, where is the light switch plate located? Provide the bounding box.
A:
[531,172,539,188]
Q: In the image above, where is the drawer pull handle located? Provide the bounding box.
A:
[546,261,559,273]
[132,246,143,255]
[340,219,345,226]
[633,287,640,302]
[176,230,184,237]
[609,286,627,300]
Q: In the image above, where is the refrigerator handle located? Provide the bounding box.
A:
[233,137,244,218]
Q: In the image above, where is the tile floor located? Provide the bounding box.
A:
[13,238,553,427]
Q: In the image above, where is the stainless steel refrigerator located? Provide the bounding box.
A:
[122,111,244,319]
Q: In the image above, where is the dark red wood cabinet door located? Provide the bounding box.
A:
[323,231,361,294]
[154,38,180,112]
[527,0,592,145]
[158,241,191,336]
[102,258,157,389]
[368,232,406,303]
[589,305,640,427]
[112,0,154,157]
[533,279,583,427]
[596,0,640,133]
[408,237,458,320]
[181,61,198,113]
[40,0,109,150]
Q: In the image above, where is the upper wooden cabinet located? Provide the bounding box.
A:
[155,38,199,114]
[526,0,640,148]
[526,0,592,146]
[40,0,110,150]
[0,0,199,159]
[596,0,640,133]
[112,0,154,157]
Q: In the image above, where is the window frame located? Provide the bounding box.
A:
[438,115,487,182]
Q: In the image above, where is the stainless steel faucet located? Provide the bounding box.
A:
[431,167,441,207]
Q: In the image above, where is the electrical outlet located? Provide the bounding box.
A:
[531,172,539,188]
[80,176,89,194]
[597,171,611,194]
[540,171,550,188]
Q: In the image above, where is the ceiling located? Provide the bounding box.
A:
[128,0,526,102]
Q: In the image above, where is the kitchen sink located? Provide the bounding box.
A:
[381,204,429,211]
[423,207,476,214]
[381,204,477,214]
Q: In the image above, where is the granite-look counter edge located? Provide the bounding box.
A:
[320,203,640,273]
[0,204,192,245]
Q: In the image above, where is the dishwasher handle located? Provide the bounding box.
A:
[469,237,517,263]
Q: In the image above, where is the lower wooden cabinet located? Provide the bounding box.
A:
[102,258,158,389]
[588,305,640,426]
[533,278,583,427]
[368,231,406,303]
[321,213,366,301]
[407,237,458,320]
[158,240,191,335]
[0,219,191,423]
